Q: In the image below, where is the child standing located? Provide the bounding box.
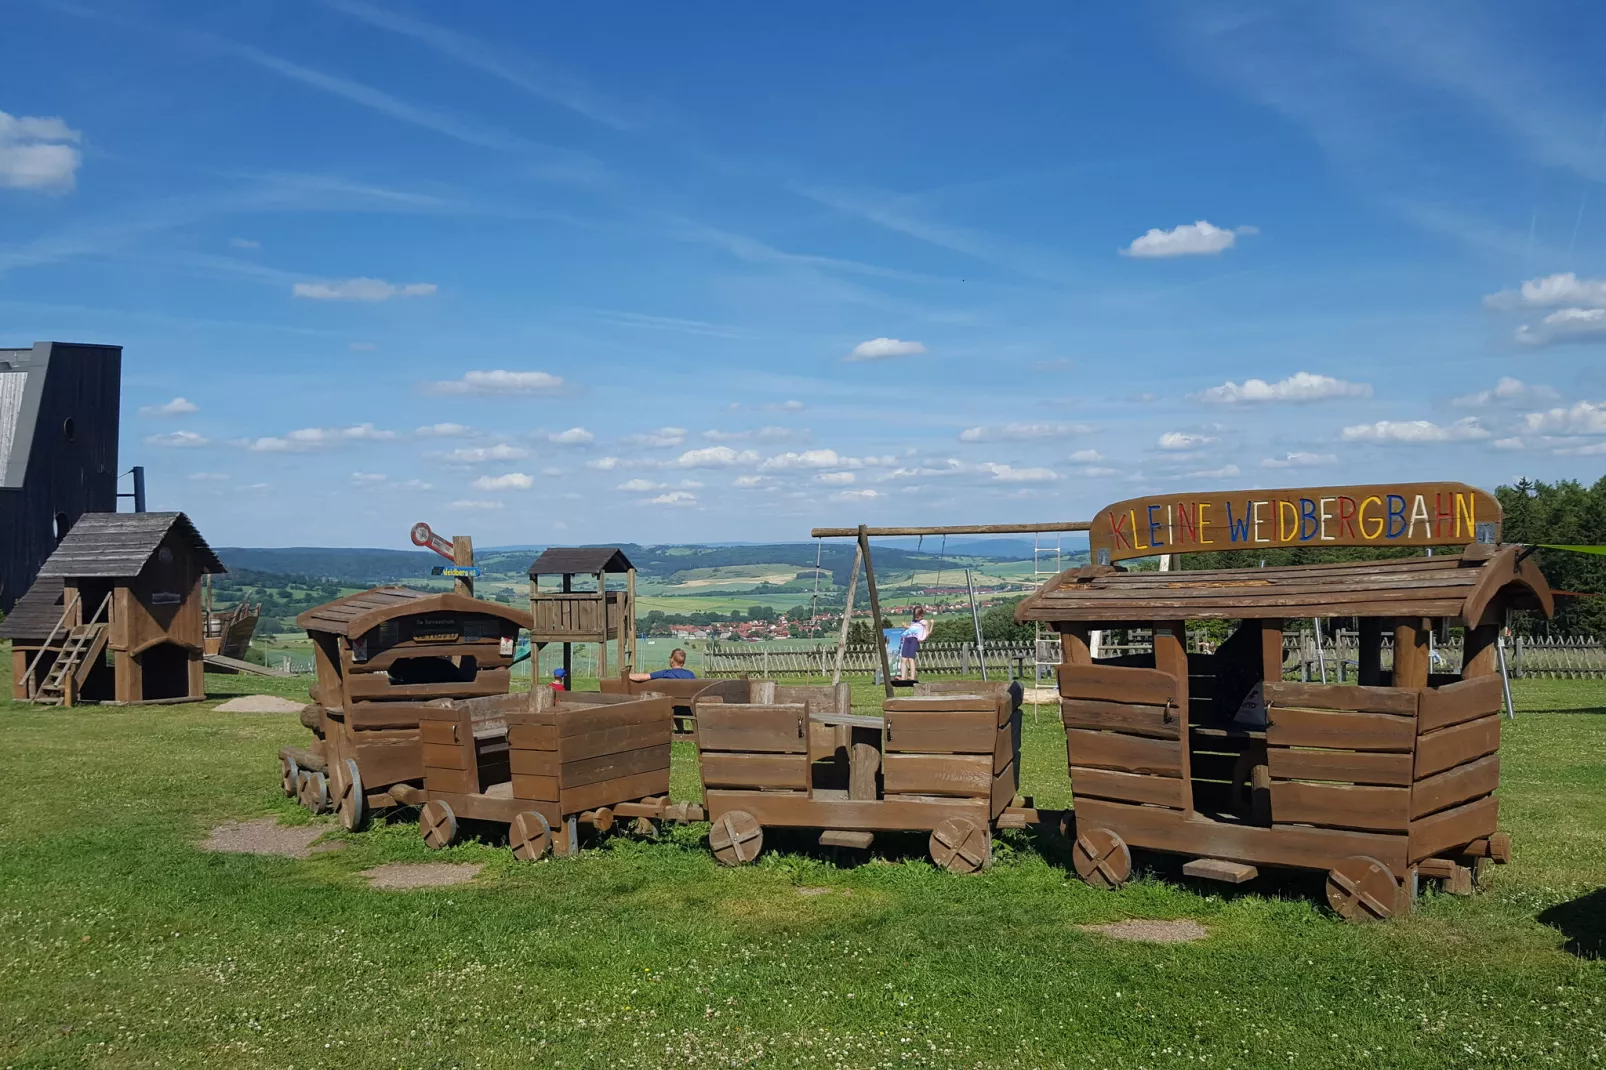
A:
[898,607,931,682]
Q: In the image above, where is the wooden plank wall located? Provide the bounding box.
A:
[883,692,1018,818]
[507,696,673,813]
[1057,644,1187,813]
[695,702,811,792]
[1409,675,1503,861]
[1264,681,1417,839]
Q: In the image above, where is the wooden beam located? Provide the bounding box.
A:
[812,521,1090,538]
[858,525,894,699]
[831,544,862,686]
[452,536,474,598]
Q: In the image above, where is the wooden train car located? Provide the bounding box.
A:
[697,682,1036,872]
[415,689,703,858]
[1016,482,1552,920]
[599,676,752,739]
[281,587,533,829]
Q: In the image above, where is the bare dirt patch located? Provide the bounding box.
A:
[361,863,483,890]
[215,695,307,714]
[797,886,850,897]
[200,818,328,859]
[1077,919,1209,943]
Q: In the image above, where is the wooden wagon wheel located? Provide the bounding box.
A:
[334,758,366,832]
[929,817,990,874]
[708,810,763,866]
[280,755,300,798]
[420,800,458,850]
[297,770,330,814]
[509,811,552,861]
[1325,855,1397,922]
[1072,826,1131,890]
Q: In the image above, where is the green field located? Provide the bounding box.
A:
[1,649,1603,1068]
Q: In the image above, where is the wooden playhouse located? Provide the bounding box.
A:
[282,587,533,828]
[1015,482,1551,919]
[2,511,223,705]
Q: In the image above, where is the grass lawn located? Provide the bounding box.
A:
[1,649,1603,1068]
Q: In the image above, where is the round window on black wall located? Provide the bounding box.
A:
[62,417,75,441]
[54,512,71,542]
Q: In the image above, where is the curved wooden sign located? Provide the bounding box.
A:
[1088,482,1501,565]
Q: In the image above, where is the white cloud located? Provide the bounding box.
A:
[1157,431,1215,450]
[1078,465,1122,477]
[545,427,594,445]
[1260,451,1338,469]
[1068,449,1104,462]
[416,422,475,437]
[818,471,856,485]
[292,277,437,301]
[958,422,1091,442]
[423,370,564,395]
[540,466,563,477]
[1186,464,1242,479]
[586,456,620,470]
[1493,437,1527,451]
[1122,220,1254,258]
[188,471,228,481]
[1515,307,1606,346]
[1554,441,1606,456]
[139,397,198,417]
[351,471,388,484]
[1521,400,1606,436]
[144,431,208,448]
[703,426,803,443]
[239,423,396,452]
[450,499,504,510]
[835,488,881,501]
[1453,377,1559,407]
[623,427,687,448]
[733,475,771,488]
[230,238,261,250]
[845,337,927,361]
[649,491,697,506]
[1483,273,1606,311]
[664,446,759,469]
[0,111,81,193]
[758,449,894,471]
[770,400,805,411]
[1340,418,1491,443]
[443,443,529,463]
[980,463,1060,483]
[471,472,534,491]
[1194,372,1371,404]
[617,478,666,492]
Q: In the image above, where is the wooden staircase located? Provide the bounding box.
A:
[25,592,112,706]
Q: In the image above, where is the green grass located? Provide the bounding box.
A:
[2,647,1604,1068]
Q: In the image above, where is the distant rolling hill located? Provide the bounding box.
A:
[213,541,1068,589]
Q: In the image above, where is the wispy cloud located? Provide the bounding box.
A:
[1341,418,1490,444]
[323,0,635,131]
[1261,451,1339,468]
[0,111,81,193]
[1452,377,1559,407]
[139,397,198,417]
[241,423,397,452]
[145,430,208,448]
[422,370,563,395]
[416,422,476,437]
[293,277,436,301]
[442,444,529,463]
[544,427,594,446]
[959,422,1091,443]
[472,472,534,491]
[623,427,687,448]
[1157,431,1216,450]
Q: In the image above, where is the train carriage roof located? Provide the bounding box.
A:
[1014,545,1552,626]
[297,586,533,638]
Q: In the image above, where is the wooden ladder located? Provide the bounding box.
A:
[29,593,112,706]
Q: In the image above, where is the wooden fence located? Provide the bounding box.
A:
[703,641,1040,679]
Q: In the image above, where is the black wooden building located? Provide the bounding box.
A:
[0,341,122,613]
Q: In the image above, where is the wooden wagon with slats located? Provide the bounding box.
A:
[697,681,1043,871]
[1016,505,1553,919]
[279,587,533,830]
[414,688,704,857]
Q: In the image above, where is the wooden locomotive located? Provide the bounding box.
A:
[279,587,533,829]
[1015,482,1551,919]
[696,681,1040,871]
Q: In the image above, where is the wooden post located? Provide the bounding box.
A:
[597,571,608,681]
[626,567,637,675]
[1259,618,1284,682]
[1462,623,1499,678]
[1061,624,1092,667]
[561,573,572,686]
[1392,618,1430,689]
[858,525,894,699]
[452,536,474,598]
[1152,620,1191,816]
[1357,617,1383,686]
[832,544,862,686]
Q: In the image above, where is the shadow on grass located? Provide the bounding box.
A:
[1538,887,1606,958]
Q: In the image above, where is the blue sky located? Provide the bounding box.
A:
[4,1,1606,549]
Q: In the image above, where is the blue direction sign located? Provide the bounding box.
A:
[431,565,482,578]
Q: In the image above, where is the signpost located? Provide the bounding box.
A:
[412,521,476,597]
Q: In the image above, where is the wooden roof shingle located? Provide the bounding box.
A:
[35,512,224,579]
[1014,546,1553,626]
[0,575,65,641]
[297,586,533,638]
[527,546,634,576]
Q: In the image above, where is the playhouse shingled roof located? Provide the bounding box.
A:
[527,547,634,576]
[35,512,224,579]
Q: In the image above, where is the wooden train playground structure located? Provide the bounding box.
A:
[269,481,1558,920]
